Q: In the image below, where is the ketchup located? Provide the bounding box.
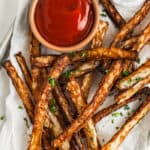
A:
[35,0,94,46]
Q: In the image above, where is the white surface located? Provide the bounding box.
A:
[0,0,18,44]
[0,0,149,150]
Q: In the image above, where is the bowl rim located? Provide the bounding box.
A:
[29,0,99,53]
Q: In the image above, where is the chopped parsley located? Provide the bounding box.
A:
[18,105,23,109]
[120,112,123,117]
[24,117,29,128]
[100,9,107,17]
[112,112,121,117]
[127,111,131,116]
[115,126,119,130]
[136,58,141,64]
[104,69,109,74]
[63,70,71,79]
[122,70,130,77]
[136,77,142,82]
[90,137,94,141]
[49,76,56,87]
[0,116,5,120]
[80,52,86,58]
[124,105,130,110]
[70,52,76,58]
[49,98,57,114]
[111,119,114,124]
[139,97,142,101]
[127,78,132,84]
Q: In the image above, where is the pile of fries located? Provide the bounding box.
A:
[3,0,150,150]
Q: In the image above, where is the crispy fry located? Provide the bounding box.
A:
[70,47,137,62]
[67,78,99,150]
[100,0,125,27]
[111,0,150,47]
[60,61,99,83]
[53,60,122,148]
[121,36,138,50]
[4,60,34,122]
[32,55,56,68]
[116,75,150,104]
[117,59,150,90]
[28,56,71,150]
[81,73,94,100]
[53,83,86,149]
[102,96,150,150]
[93,87,150,123]
[132,23,150,52]
[15,52,32,90]
[91,21,109,48]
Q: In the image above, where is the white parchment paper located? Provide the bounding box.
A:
[0,0,149,150]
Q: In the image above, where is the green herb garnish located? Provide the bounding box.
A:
[70,52,76,58]
[100,9,107,17]
[136,58,141,64]
[18,105,23,109]
[127,79,132,84]
[104,69,109,74]
[136,77,142,82]
[49,98,57,114]
[111,119,114,124]
[49,76,56,87]
[81,52,86,58]
[112,112,121,117]
[0,116,5,120]
[124,105,130,110]
[115,126,119,130]
[90,137,94,141]
[63,70,71,79]
[120,112,123,117]
[122,70,130,77]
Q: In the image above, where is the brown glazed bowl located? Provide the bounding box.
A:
[29,0,99,53]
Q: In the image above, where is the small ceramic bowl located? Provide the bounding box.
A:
[29,0,99,53]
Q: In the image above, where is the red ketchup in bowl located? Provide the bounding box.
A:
[35,0,94,46]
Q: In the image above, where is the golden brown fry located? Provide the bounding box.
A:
[53,83,86,149]
[116,75,150,104]
[32,55,56,68]
[111,0,150,47]
[60,60,99,83]
[102,96,150,150]
[53,60,122,148]
[121,36,138,49]
[67,78,99,150]
[91,21,109,48]
[4,60,34,122]
[93,87,150,124]
[15,52,32,90]
[100,0,125,27]
[117,59,150,90]
[28,56,71,150]
[70,47,137,62]
[81,73,94,100]
[132,23,150,52]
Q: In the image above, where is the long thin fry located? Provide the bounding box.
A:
[81,73,94,100]
[28,56,71,150]
[32,55,56,68]
[102,96,150,150]
[100,0,125,27]
[15,52,32,90]
[60,61,99,83]
[53,83,87,149]
[117,59,150,90]
[93,87,150,124]
[70,47,137,62]
[53,2,150,147]
[111,0,150,47]
[4,61,34,122]
[116,75,150,104]
[53,60,122,148]
[67,78,99,150]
